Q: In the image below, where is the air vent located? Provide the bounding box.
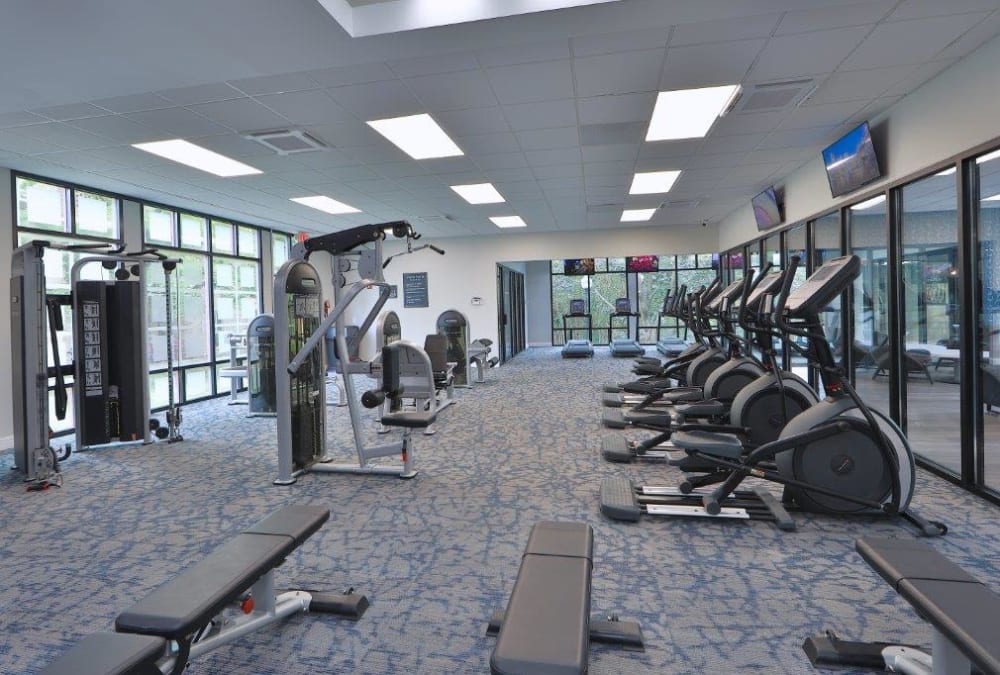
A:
[244,129,328,155]
[659,199,701,209]
[734,79,815,113]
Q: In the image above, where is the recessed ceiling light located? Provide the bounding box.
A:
[132,139,261,177]
[850,195,886,210]
[646,85,741,142]
[450,183,505,204]
[366,113,463,160]
[621,209,656,222]
[934,167,957,177]
[490,216,526,229]
[976,149,1000,164]
[290,196,361,215]
[630,170,681,195]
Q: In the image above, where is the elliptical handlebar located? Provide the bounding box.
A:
[773,255,800,335]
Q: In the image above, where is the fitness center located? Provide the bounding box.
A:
[4,1,1000,674]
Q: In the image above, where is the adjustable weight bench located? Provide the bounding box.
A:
[43,505,367,675]
[804,537,1000,674]
[486,521,643,674]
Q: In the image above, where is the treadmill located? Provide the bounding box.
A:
[608,297,644,358]
[561,299,594,358]
[655,292,688,357]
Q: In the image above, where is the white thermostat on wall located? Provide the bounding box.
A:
[471,297,483,306]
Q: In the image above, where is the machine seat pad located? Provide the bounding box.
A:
[491,522,593,675]
[669,429,743,459]
[673,399,726,418]
[381,411,437,429]
[856,537,979,588]
[117,506,329,639]
[41,632,166,675]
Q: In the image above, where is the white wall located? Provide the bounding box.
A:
[0,169,13,448]
[719,33,1000,251]
[525,260,553,346]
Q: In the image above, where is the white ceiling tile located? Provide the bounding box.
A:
[581,144,638,162]
[670,13,782,46]
[393,175,444,191]
[758,126,835,149]
[306,62,396,87]
[421,156,479,174]
[525,147,582,167]
[744,147,815,164]
[638,138,703,159]
[436,106,510,136]
[538,176,584,191]
[371,161,430,178]
[725,161,786,182]
[584,173,628,188]
[188,98,291,132]
[327,79,424,118]
[83,145,167,168]
[841,13,989,70]
[571,28,669,57]
[883,60,958,96]
[502,99,577,131]
[476,41,571,68]
[458,131,522,156]
[750,27,871,81]
[587,186,627,202]
[305,120,386,148]
[933,12,1000,61]
[661,39,765,90]
[516,126,579,151]
[0,111,46,128]
[684,151,746,169]
[69,115,161,144]
[7,122,109,151]
[775,2,893,35]
[577,93,655,126]
[406,70,498,111]
[195,133,277,158]
[39,150,123,172]
[255,90,353,125]
[888,0,1000,21]
[316,163,380,181]
[494,180,543,198]
[474,152,529,170]
[532,163,583,179]
[30,103,107,121]
[580,121,644,146]
[778,100,868,130]
[484,167,532,182]
[125,108,230,137]
[228,72,317,96]
[584,160,634,176]
[155,83,243,105]
[272,169,342,187]
[574,49,664,98]
[711,111,785,137]
[91,93,173,114]
[387,51,479,77]
[485,60,574,105]
[808,65,917,104]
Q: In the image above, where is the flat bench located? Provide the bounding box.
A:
[858,537,1000,674]
[43,505,367,675]
[487,521,642,675]
[804,537,1000,674]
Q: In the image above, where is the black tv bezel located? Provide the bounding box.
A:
[821,120,882,199]
[751,186,782,231]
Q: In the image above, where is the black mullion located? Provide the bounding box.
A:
[887,188,905,429]
[959,157,981,485]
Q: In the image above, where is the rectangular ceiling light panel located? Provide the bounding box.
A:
[450,182,505,204]
[132,139,262,177]
[629,170,681,195]
[490,216,526,228]
[291,196,361,214]
[366,113,463,160]
[621,208,656,222]
[646,85,741,142]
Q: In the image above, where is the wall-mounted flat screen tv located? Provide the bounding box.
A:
[751,186,783,231]
[564,258,595,275]
[625,255,658,273]
[822,121,882,198]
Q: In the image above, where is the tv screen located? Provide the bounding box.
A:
[625,255,658,273]
[751,186,782,231]
[822,121,881,198]
[563,258,595,275]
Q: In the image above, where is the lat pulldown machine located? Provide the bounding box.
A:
[273,220,444,484]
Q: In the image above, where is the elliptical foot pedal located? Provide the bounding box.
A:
[603,383,624,393]
[601,392,625,407]
[601,436,634,463]
[600,476,641,522]
[602,408,626,429]
[753,487,796,531]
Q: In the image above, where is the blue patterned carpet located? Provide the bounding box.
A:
[2,347,999,674]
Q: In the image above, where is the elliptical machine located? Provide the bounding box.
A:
[601,255,946,536]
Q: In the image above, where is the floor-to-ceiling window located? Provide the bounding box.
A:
[848,195,890,413]
[900,171,960,472]
[976,149,1000,489]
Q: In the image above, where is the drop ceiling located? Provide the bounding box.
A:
[0,0,998,239]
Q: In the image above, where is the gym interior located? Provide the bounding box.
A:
[4,1,1000,673]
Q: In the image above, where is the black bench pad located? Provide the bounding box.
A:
[117,506,328,640]
[41,632,166,675]
[491,522,593,675]
[381,410,437,428]
[856,537,979,588]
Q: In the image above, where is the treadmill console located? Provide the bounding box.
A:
[568,299,587,316]
[613,297,633,315]
[706,279,745,311]
[784,255,861,317]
